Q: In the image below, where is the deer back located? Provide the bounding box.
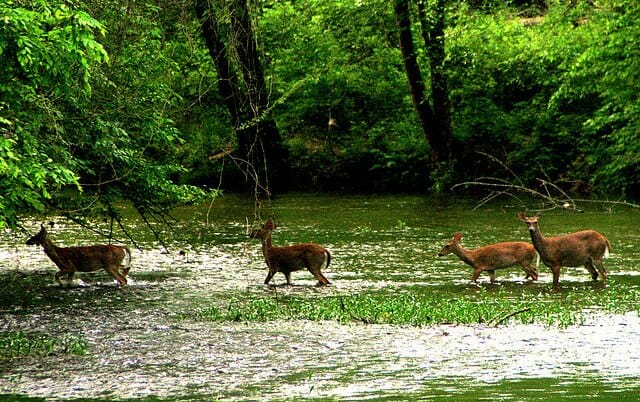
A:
[267,243,328,271]
[472,242,535,263]
[541,230,609,266]
[464,242,535,269]
[55,245,128,272]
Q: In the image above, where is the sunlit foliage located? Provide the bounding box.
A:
[2,0,639,230]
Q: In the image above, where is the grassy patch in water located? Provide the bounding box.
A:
[0,331,88,358]
[186,293,562,326]
[184,280,640,328]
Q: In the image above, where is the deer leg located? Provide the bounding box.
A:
[284,271,292,285]
[592,258,608,281]
[521,263,538,280]
[551,265,561,287]
[55,265,75,285]
[120,264,130,277]
[487,269,497,283]
[105,266,127,285]
[599,263,608,280]
[585,260,599,281]
[264,269,276,285]
[54,270,67,285]
[310,268,330,286]
[470,268,483,282]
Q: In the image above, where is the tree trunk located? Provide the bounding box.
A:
[393,0,454,165]
[195,0,286,196]
[194,0,241,129]
[417,0,454,163]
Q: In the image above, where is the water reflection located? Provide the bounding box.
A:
[1,195,640,400]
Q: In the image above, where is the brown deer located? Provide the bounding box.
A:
[438,232,539,283]
[249,220,331,286]
[518,212,610,286]
[26,224,132,285]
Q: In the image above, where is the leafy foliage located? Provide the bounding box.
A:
[254,0,640,196]
[0,0,106,228]
[550,0,640,196]
[2,0,640,230]
[0,0,214,231]
[441,1,640,197]
[260,0,425,191]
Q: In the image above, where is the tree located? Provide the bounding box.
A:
[0,0,105,228]
[550,0,640,196]
[195,0,287,196]
[393,0,454,166]
[0,0,213,237]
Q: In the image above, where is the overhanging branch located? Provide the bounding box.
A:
[452,152,639,211]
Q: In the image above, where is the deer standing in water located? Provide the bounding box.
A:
[438,232,539,283]
[518,212,610,286]
[26,224,132,285]
[249,220,331,286]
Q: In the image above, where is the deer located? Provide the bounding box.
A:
[518,212,610,286]
[438,232,539,283]
[249,220,331,286]
[26,224,132,285]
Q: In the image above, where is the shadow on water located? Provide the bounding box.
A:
[1,194,640,400]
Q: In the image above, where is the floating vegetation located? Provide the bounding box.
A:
[183,281,640,328]
[0,331,88,358]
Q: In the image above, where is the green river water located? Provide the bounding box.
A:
[1,194,640,400]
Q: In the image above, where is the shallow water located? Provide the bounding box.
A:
[1,194,640,400]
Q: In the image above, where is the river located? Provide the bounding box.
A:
[1,194,639,400]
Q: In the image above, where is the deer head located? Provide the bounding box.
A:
[437,232,462,256]
[518,212,540,233]
[249,220,277,240]
[26,224,49,246]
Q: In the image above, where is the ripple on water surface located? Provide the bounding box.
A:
[2,197,640,400]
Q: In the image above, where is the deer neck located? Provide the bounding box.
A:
[452,244,475,266]
[39,236,55,254]
[260,233,274,259]
[528,225,553,261]
[41,238,64,265]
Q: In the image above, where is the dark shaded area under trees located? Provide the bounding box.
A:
[194,0,288,196]
[394,0,455,167]
[1,0,639,229]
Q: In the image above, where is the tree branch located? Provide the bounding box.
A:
[489,307,531,327]
[452,152,640,211]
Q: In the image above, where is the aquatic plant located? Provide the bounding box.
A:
[0,331,88,358]
[185,281,640,328]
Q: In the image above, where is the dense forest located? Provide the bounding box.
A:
[1,0,639,229]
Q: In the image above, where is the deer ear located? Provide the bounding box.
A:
[454,232,462,241]
[265,220,274,229]
[518,211,526,221]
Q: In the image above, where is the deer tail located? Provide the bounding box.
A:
[325,249,331,268]
[535,252,541,268]
[123,247,132,270]
[604,238,611,258]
